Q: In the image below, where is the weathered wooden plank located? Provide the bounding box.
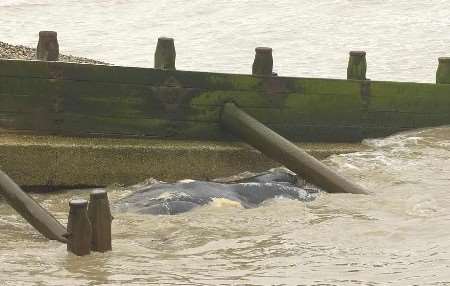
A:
[410,113,450,129]
[269,124,364,142]
[0,110,444,142]
[0,77,57,112]
[271,124,429,142]
[0,60,54,78]
[0,59,287,89]
[365,110,450,129]
[58,113,228,139]
[369,81,450,113]
[2,59,448,96]
[0,75,291,110]
[0,76,61,133]
[0,75,364,121]
[0,60,361,95]
[1,59,450,142]
[0,111,58,133]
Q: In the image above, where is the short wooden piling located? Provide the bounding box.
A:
[154,37,176,70]
[88,190,112,252]
[436,57,450,84]
[36,31,59,61]
[67,199,92,256]
[347,51,367,80]
[252,47,273,76]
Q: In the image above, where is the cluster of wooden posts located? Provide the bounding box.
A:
[36,30,450,83]
[66,190,113,256]
[0,170,112,256]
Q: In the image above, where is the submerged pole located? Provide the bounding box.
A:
[436,57,450,84]
[88,190,112,252]
[154,37,176,70]
[36,31,59,61]
[347,51,367,80]
[252,47,273,76]
[67,199,92,256]
[0,170,67,242]
[220,102,368,194]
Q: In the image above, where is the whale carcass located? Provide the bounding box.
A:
[114,168,321,215]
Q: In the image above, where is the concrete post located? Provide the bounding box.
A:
[36,31,59,61]
[67,199,92,256]
[88,190,112,252]
[154,37,176,70]
[347,51,367,80]
[252,47,273,76]
[436,57,450,84]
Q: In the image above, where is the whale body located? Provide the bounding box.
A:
[114,169,320,215]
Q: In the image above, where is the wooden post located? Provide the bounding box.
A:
[88,190,112,252]
[347,51,367,80]
[220,102,368,195]
[67,199,92,256]
[36,31,59,61]
[154,37,176,70]
[0,170,67,242]
[252,47,273,76]
[436,57,450,84]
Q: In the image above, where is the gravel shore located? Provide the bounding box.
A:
[0,41,107,64]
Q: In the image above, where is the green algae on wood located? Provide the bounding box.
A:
[347,51,367,80]
[1,59,450,142]
[436,57,450,84]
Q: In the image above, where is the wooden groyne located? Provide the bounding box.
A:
[0,32,449,190]
[1,35,449,143]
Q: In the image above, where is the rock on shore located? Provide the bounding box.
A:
[0,41,106,64]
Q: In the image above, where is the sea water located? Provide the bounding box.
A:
[1,1,450,285]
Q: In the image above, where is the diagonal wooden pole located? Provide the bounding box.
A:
[0,170,67,242]
[220,102,368,195]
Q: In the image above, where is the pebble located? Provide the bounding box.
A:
[0,41,107,64]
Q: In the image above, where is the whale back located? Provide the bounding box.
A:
[114,169,319,215]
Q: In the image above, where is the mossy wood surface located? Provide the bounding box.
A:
[1,59,449,142]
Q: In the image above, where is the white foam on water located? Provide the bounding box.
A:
[208,197,242,208]
[178,179,196,183]
[1,1,450,284]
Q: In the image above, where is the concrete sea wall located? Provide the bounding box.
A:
[0,134,366,189]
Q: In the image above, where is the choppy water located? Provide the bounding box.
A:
[1,1,450,285]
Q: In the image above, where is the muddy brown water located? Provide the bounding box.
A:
[1,0,450,284]
[1,127,450,285]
